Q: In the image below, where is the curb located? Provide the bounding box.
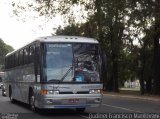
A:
[103,93,160,102]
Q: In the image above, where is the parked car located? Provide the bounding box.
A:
[2,83,6,96]
[0,78,3,89]
[0,72,4,89]
[0,84,2,89]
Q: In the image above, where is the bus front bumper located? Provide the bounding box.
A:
[36,94,102,109]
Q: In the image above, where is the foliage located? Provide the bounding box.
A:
[0,38,14,70]
[11,0,160,94]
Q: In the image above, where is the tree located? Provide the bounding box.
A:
[152,0,160,95]
[129,0,160,95]
[0,38,14,70]
[138,29,154,94]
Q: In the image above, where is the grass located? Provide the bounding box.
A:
[104,88,160,99]
[103,87,141,96]
[119,89,141,95]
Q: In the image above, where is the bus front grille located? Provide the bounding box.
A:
[59,91,89,94]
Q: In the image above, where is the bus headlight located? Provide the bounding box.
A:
[48,90,59,95]
[41,90,59,95]
[89,89,101,94]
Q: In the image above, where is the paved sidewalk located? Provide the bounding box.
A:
[103,92,160,102]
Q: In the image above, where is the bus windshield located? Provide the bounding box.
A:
[44,43,100,83]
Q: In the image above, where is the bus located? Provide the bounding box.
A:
[4,36,103,112]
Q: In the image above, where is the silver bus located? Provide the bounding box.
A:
[5,36,103,112]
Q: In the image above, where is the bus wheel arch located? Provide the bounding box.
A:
[28,87,33,104]
[9,85,11,97]
[9,85,15,103]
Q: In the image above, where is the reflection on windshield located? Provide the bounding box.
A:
[44,43,100,83]
[73,44,100,82]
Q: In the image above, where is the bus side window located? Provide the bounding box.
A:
[36,45,40,75]
[8,56,10,69]
[24,48,28,65]
[19,50,23,66]
[29,45,35,63]
[11,54,15,68]
[18,51,20,66]
[35,44,40,82]
[5,57,7,69]
[15,52,19,66]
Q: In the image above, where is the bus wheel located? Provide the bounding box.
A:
[76,108,85,112]
[29,93,39,112]
[30,95,35,111]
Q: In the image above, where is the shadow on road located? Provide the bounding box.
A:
[10,99,31,111]
[38,109,89,117]
[10,100,89,118]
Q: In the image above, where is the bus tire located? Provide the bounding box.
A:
[76,108,85,112]
[29,90,39,112]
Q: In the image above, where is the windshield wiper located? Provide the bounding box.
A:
[59,66,73,82]
[48,79,60,82]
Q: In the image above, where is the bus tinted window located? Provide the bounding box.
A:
[29,45,35,63]
[25,48,29,64]
[43,43,100,83]
[19,50,23,65]
[44,44,73,82]
[73,44,100,82]
[15,52,19,66]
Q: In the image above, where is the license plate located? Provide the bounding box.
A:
[69,99,79,103]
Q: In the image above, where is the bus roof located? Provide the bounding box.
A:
[6,36,99,56]
[37,36,98,43]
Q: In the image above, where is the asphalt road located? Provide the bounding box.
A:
[0,89,160,119]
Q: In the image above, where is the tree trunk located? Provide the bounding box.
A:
[152,0,160,95]
[146,79,152,94]
[140,45,147,95]
[112,59,119,92]
[140,53,145,95]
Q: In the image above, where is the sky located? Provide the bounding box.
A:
[0,1,64,50]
